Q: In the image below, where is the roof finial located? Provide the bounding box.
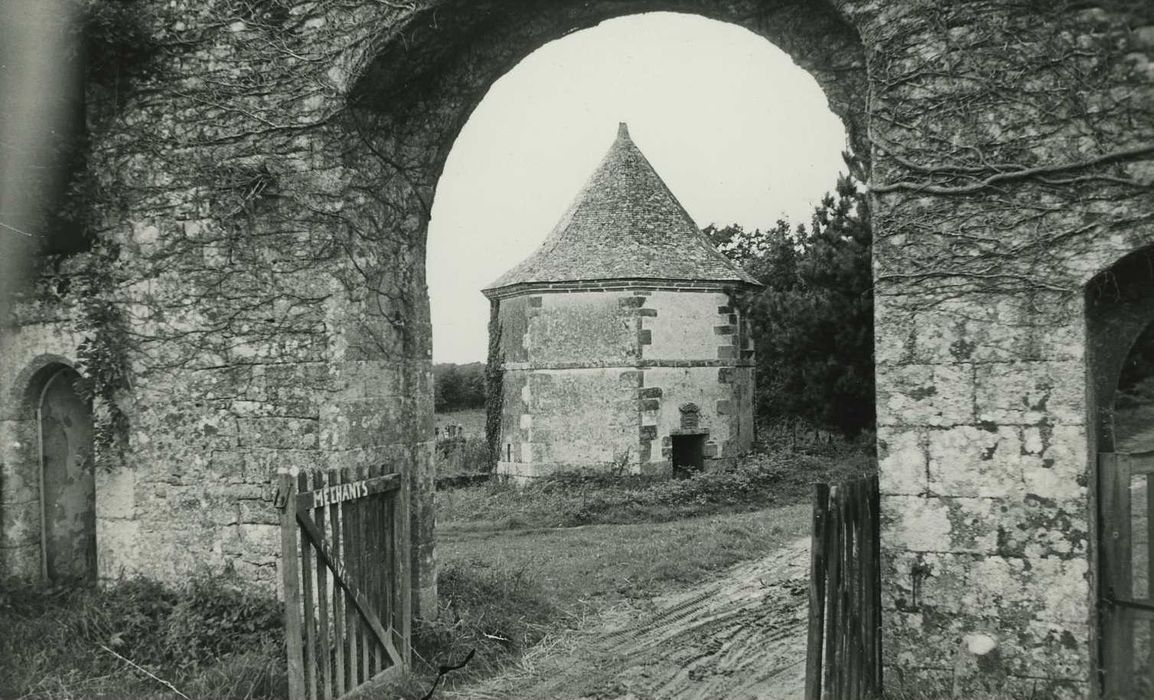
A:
[617,122,630,140]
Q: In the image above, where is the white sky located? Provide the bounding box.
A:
[427,12,847,363]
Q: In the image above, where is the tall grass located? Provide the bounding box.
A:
[0,575,285,699]
[375,559,562,699]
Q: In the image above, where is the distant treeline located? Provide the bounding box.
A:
[433,361,486,412]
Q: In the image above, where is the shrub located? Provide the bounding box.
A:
[462,436,491,472]
[163,576,283,670]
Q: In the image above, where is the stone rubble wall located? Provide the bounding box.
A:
[846,1,1154,695]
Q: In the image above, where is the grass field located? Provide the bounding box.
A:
[434,408,486,438]
[440,505,811,613]
[436,441,873,530]
[0,575,285,700]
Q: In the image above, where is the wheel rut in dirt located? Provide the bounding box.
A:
[453,536,811,700]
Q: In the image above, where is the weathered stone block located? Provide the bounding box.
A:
[994,494,1089,560]
[877,364,974,427]
[973,362,1085,425]
[877,427,928,495]
[95,469,136,520]
[927,425,1025,499]
[0,500,40,547]
[237,499,279,526]
[882,495,1000,554]
[639,439,652,462]
[0,543,41,579]
[874,299,916,366]
[912,296,1029,364]
[882,548,1088,626]
[1020,424,1089,501]
[237,416,319,450]
[618,370,642,386]
[96,519,140,580]
[925,423,1088,501]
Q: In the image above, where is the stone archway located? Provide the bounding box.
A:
[1087,246,1154,456]
[74,1,1154,694]
[335,0,869,626]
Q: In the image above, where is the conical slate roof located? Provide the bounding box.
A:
[484,123,760,293]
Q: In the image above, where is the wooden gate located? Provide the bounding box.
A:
[278,465,410,700]
[805,474,882,700]
[1099,451,1154,698]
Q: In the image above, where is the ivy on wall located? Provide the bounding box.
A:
[484,301,503,473]
[75,240,131,469]
[82,0,160,89]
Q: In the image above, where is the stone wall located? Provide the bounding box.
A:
[854,3,1154,695]
[2,1,1150,690]
[491,285,755,478]
[497,368,640,478]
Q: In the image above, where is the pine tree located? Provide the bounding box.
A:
[709,175,875,435]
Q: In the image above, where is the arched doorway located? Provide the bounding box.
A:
[35,365,96,582]
[1087,246,1154,697]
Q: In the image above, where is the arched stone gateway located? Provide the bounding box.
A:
[1,1,1146,695]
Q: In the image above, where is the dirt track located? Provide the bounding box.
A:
[450,537,811,700]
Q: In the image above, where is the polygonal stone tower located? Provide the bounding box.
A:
[483,123,762,480]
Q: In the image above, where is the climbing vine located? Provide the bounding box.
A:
[484,301,504,474]
[862,1,1154,311]
[74,239,132,469]
[82,0,161,89]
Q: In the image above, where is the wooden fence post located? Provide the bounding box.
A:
[279,472,306,700]
[805,474,883,700]
[806,482,830,700]
[867,474,882,693]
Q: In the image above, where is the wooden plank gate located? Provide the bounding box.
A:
[805,473,882,700]
[278,465,411,700]
[1098,451,1154,698]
